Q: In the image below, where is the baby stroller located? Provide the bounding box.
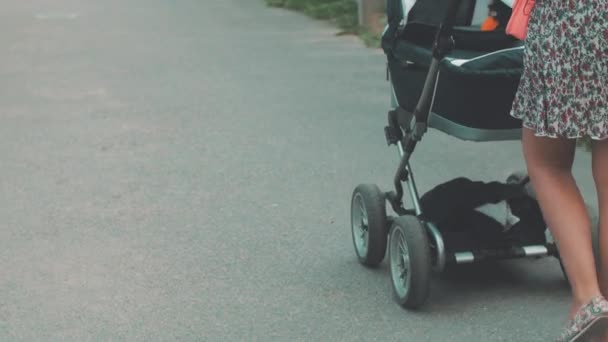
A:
[350,0,587,310]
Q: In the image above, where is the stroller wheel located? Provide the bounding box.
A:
[388,215,431,310]
[351,184,388,267]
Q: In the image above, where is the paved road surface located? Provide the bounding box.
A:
[0,0,599,341]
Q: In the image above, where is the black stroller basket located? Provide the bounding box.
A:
[349,0,570,310]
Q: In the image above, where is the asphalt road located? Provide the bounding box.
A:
[0,0,600,341]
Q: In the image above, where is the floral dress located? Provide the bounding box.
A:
[510,0,608,140]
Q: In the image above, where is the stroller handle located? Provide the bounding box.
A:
[442,0,466,31]
[411,0,463,125]
[388,0,467,206]
[414,0,466,124]
[432,0,465,59]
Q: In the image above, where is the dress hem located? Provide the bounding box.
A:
[510,112,608,141]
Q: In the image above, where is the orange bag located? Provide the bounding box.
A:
[506,0,536,40]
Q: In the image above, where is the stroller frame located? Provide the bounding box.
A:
[350,0,564,310]
[386,82,558,271]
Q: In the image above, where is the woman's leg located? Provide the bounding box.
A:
[592,138,608,342]
[593,138,608,299]
[522,128,601,317]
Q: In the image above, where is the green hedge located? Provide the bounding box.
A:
[266,0,359,33]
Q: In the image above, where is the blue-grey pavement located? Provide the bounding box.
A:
[0,0,599,341]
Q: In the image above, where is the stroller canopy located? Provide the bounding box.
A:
[387,0,513,28]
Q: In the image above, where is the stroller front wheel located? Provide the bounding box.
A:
[351,184,388,267]
[389,215,432,310]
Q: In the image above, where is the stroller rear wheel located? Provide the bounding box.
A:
[389,215,432,309]
[351,184,388,267]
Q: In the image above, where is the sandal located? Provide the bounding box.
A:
[557,296,608,342]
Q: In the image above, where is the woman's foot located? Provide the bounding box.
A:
[558,296,608,342]
[571,294,605,319]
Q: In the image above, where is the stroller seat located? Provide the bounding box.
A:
[383,1,525,141]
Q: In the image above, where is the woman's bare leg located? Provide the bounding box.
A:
[593,138,608,301]
[592,137,608,342]
[522,128,601,318]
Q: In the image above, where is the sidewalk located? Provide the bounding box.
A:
[0,0,596,340]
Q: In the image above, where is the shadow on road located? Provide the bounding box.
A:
[356,258,570,314]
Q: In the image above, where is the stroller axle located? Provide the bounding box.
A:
[449,244,559,265]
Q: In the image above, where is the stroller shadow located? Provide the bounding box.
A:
[419,258,571,313]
